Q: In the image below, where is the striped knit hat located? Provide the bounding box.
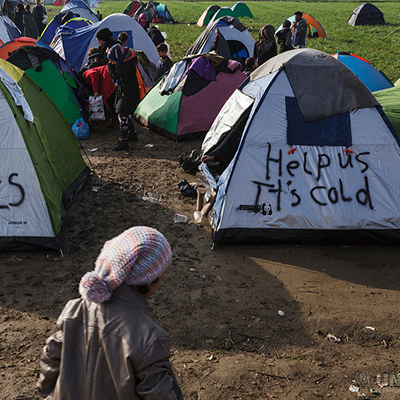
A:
[79,227,172,303]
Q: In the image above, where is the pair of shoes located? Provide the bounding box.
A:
[128,131,138,141]
[113,140,129,151]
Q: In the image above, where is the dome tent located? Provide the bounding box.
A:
[0,59,89,250]
[348,3,385,26]
[199,49,400,245]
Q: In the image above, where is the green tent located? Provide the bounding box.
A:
[6,46,83,126]
[0,59,89,250]
[373,86,400,136]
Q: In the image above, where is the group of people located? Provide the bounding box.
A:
[251,11,307,69]
[79,22,173,151]
[2,0,47,38]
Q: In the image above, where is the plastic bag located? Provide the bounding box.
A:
[88,95,105,121]
[72,118,90,140]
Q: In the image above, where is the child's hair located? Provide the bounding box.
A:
[245,57,256,70]
[283,20,291,28]
[88,47,99,56]
[157,43,168,53]
[118,32,128,45]
[24,4,30,11]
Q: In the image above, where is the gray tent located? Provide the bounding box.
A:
[348,3,385,26]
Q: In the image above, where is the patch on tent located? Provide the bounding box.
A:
[286,97,352,146]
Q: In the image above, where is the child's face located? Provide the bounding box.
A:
[157,50,167,58]
[108,59,117,65]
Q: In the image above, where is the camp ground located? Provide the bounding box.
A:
[199,49,400,245]
[0,59,89,250]
[276,13,326,38]
[331,52,393,92]
[197,2,253,26]
[135,53,246,141]
[187,16,255,66]
[348,2,385,26]
[0,13,21,45]
[51,13,158,71]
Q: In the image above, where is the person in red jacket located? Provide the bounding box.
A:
[83,65,117,131]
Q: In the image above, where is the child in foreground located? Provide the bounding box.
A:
[37,226,184,400]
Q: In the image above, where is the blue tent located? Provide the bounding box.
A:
[51,13,158,71]
[332,53,393,92]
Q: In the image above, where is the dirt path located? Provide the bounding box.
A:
[1,125,400,400]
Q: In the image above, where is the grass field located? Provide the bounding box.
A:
[47,1,400,82]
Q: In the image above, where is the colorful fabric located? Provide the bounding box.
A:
[79,227,172,303]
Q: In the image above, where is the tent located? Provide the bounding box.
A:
[0,59,89,250]
[0,37,51,60]
[197,4,220,27]
[199,48,400,245]
[124,0,143,17]
[331,52,393,92]
[51,13,158,71]
[0,12,21,45]
[135,53,247,141]
[197,2,253,27]
[373,86,400,136]
[60,0,98,23]
[349,3,385,26]
[40,13,94,45]
[187,16,255,64]
[6,46,84,125]
[276,13,326,38]
[133,1,174,24]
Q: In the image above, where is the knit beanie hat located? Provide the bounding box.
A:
[79,226,172,304]
[96,28,113,42]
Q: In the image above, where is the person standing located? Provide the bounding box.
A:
[96,10,102,21]
[37,226,184,400]
[32,0,47,35]
[24,4,40,39]
[155,43,173,81]
[96,28,118,66]
[107,40,140,151]
[276,20,294,54]
[13,3,24,33]
[292,11,307,49]
[253,25,277,66]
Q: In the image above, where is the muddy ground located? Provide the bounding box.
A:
[1,125,400,400]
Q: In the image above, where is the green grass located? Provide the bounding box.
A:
[46,1,400,82]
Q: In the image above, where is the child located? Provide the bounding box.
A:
[155,42,173,81]
[276,20,294,54]
[37,226,184,400]
[107,36,140,151]
[243,57,258,75]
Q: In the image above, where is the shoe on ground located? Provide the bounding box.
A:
[113,140,129,151]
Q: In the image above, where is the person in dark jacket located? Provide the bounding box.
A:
[96,28,118,66]
[253,24,277,66]
[148,25,165,47]
[24,5,40,39]
[292,11,307,48]
[276,20,293,54]
[155,42,173,81]
[32,0,47,35]
[107,41,140,151]
[13,3,24,33]
[37,226,184,400]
